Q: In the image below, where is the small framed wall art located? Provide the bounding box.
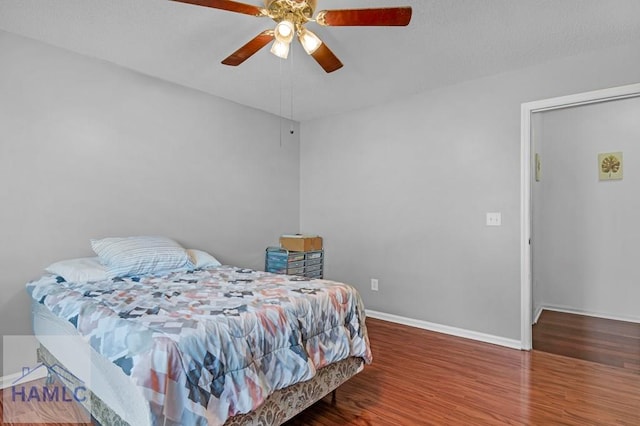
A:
[598,152,623,181]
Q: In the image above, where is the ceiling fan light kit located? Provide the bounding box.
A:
[274,19,295,43]
[298,27,321,55]
[171,0,412,73]
[270,39,290,58]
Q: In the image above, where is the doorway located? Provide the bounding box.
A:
[520,83,640,350]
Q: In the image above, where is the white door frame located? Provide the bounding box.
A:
[520,82,640,350]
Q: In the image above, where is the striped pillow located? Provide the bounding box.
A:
[91,236,193,278]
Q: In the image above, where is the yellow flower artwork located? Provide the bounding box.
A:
[598,152,623,181]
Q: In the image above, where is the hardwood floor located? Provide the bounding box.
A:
[533,309,640,373]
[1,378,92,425]
[2,317,639,425]
[286,317,640,425]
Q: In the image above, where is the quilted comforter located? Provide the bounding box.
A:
[27,266,372,425]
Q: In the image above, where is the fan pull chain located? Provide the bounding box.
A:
[290,46,294,135]
[279,55,283,147]
[277,48,296,147]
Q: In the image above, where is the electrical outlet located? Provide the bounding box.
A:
[486,212,502,226]
[371,278,379,291]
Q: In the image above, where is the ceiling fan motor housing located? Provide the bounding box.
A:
[265,0,316,24]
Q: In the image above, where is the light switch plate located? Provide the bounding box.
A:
[371,278,379,291]
[486,212,502,226]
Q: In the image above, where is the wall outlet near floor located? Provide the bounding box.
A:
[371,278,379,291]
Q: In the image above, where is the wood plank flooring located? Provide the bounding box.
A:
[1,378,92,425]
[285,317,640,425]
[2,317,639,425]
[533,309,640,373]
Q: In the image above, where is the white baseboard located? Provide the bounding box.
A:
[366,310,522,350]
[538,305,640,324]
[533,306,544,324]
[0,369,47,390]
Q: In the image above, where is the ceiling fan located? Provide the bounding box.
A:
[171,0,412,73]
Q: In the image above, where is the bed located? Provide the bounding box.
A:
[26,239,372,426]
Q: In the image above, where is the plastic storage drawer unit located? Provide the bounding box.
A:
[265,247,324,279]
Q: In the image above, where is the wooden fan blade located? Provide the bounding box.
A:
[310,42,343,73]
[316,7,412,26]
[170,0,265,17]
[221,30,274,66]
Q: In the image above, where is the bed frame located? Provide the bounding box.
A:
[37,344,364,425]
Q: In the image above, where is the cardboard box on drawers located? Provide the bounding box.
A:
[280,234,323,252]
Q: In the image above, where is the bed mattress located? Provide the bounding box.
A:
[27,266,372,425]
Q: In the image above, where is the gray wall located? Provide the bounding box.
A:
[0,31,299,374]
[532,96,640,321]
[300,41,640,341]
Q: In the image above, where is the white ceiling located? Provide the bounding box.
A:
[1,0,640,121]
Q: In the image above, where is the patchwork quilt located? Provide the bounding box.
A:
[27,266,372,425]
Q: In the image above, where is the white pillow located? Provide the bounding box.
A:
[45,257,109,283]
[187,249,222,269]
[91,236,193,278]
